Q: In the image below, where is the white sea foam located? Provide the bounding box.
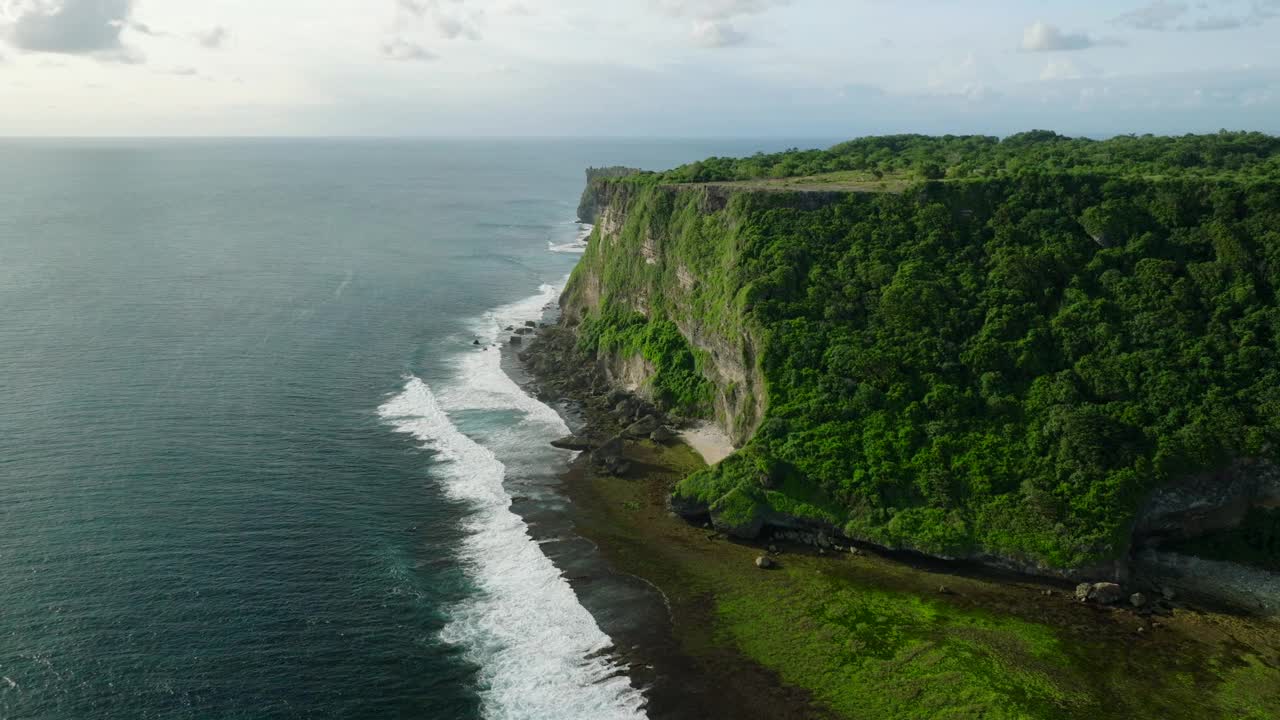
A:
[378,280,646,720]
[548,223,592,254]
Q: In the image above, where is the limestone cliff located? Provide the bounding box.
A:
[563,181,767,446]
[576,167,644,224]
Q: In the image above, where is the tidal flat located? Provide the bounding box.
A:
[562,439,1280,720]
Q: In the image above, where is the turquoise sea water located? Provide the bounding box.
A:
[0,139,823,719]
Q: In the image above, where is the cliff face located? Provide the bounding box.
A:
[564,181,766,445]
[563,173,1280,584]
[576,167,644,224]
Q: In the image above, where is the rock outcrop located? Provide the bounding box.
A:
[1132,459,1280,545]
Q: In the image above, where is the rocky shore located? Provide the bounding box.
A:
[519,324,693,478]
[512,321,830,719]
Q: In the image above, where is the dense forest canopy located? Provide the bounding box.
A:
[617,131,1280,185]
[573,131,1280,569]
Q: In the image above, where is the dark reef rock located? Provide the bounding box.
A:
[551,435,597,451]
[591,435,626,466]
[625,416,660,438]
[650,426,678,444]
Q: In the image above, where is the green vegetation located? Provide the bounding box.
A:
[571,132,1280,569]
[642,130,1280,184]
[710,558,1280,720]
[716,573,1087,719]
[579,309,715,416]
[573,440,1280,720]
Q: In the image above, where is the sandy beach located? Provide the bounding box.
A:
[679,422,734,465]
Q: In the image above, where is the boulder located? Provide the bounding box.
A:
[612,400,635,419]
[1076,582,1125,605]
[1130,592,1148,608]
[625,415,661,438]
[509,336,523,345]
[1090,583,1125,605]
[551,435,596,451]
[755,556,775,569]
[524,320,537,328]
[591,435,626,466]
[1075,583,1093,603]
[504,325,514,331]
[650,425,678,444]
[514,327,534,335]
[604,457,631,477]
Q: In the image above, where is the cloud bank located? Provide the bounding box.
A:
[3,0,136,57]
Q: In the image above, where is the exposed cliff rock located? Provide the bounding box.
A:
[1133,459,1280,544]
[562,183,767,446]
[576,167,644,224]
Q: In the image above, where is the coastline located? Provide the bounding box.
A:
[513,321,1280,720]
[503,323,823,719]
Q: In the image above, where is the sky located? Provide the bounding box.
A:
[1,0,1279,137]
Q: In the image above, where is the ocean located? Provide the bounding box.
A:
[0,138,824,719]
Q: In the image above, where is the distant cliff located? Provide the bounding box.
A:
[576,167,644,224]
[562,133,1280,583]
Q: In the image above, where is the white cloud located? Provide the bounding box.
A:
[691,19,746,47]
[195,26,229,49]
[2,0,139,58]
[398,0,482,40]
[1020,21,1098,52]
[382,38,437,61]
[652,0,788,48]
